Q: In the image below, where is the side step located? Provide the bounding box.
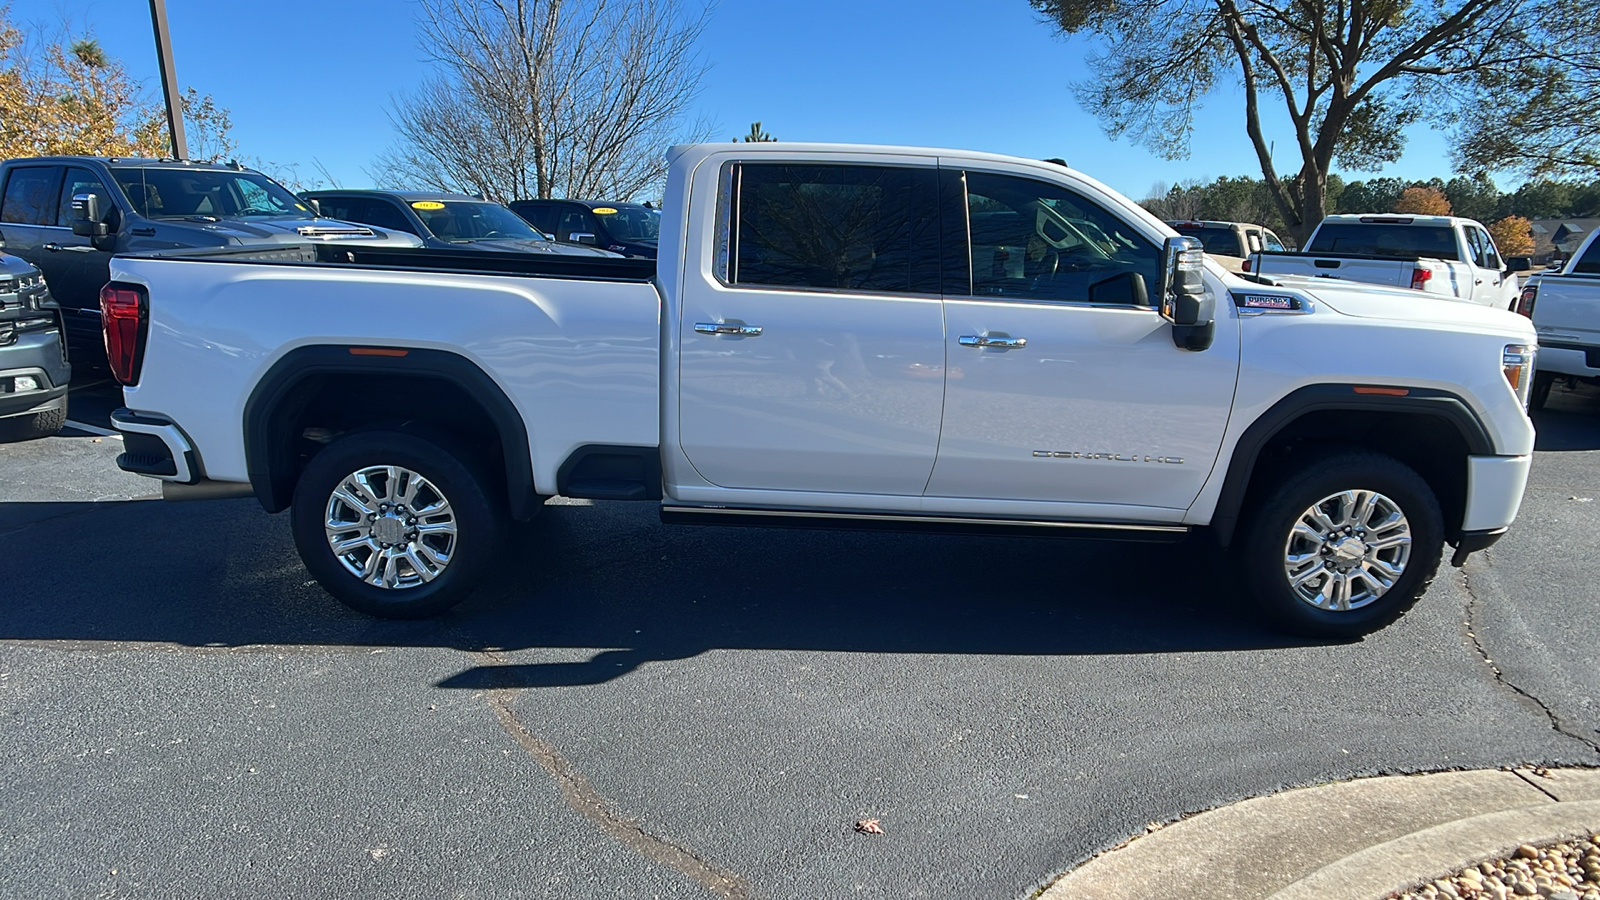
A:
[659,506,1190,543]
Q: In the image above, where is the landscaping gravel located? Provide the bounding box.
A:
[1390,834,1600,900]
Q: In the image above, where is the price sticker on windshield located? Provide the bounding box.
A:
[411,201,446,210]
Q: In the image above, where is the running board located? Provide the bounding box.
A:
[659,506,1190,543]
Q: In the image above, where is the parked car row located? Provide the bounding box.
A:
[0,154,653,378]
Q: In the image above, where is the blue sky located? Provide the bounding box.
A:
[10,0,1464,200]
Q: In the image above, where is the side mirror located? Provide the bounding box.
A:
[1160,235,1216,351]
[70,193,108,238]
[569,231,597,245]
[1506,256,1532,273]
[305,197,321,216]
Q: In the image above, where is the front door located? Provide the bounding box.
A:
[677,160,947,496]
[925,167,1241,513]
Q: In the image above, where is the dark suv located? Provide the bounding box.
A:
[0,252,69,440]
[304,190,617,257]
[508,199,661,259]
[0,157,420,364]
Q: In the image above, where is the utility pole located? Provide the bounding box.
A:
[148,0,188,159]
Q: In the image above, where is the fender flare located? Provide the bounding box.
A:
[242,345,539,519]
[1208,384,1494,546]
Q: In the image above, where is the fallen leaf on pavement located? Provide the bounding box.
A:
[854,819,884,834]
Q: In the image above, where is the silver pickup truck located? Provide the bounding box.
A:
[1519,229,1600,408]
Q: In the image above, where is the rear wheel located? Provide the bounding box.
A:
[1238,451,1443,638]
[290,431,504,618]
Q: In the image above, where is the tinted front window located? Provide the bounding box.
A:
[1,166,62,225]
[1264,232,1287,252]
[112,167,310,218]
[319,197,416,235]
[965,172,1159,304]
[1172,224,1243,257]
[1474,227,1500,268]
[410,201,544,242]
[1307,224,1460,260]
[730,163,940,294]
[57,167,113,227]
[593,206,660,243]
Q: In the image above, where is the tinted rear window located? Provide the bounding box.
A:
[1171,225,1242,257]
[1307,224,1460,260]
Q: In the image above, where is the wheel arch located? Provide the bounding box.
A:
[1209,384,1493,548]
[243,345,540,520]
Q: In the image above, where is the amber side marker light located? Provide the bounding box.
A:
[1353,385,1411,396]
[348,347,409,357]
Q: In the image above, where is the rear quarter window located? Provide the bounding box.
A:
[1575,238,1600,275]
[1171,225,1243,257]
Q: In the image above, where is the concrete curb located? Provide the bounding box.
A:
[1037,768,1600,900]
[1267,800,1600,900]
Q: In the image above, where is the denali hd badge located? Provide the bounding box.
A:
[1032,451,1184,464]
[1233,292,1306,312]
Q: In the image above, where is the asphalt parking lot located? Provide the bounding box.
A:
[2,377,1597,899]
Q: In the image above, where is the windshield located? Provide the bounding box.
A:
[1307,224,1460,261]
[112,167,310,219]
[1170,224,1243,257]
[409,201,546,242]
[593,205,660,243]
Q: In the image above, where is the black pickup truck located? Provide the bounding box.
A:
[0,157,421,364]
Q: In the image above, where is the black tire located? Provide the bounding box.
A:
[1238,451,1444,639]
[290,430,505,618]
[1529,371,1554,411]
[0,397,67,442]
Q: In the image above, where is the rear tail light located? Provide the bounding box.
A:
[100,282,148,385]
[1503,344,1536,409]
[1516,284,1538,318]
[1241,257,1252,272]
[1410,267,1433,291]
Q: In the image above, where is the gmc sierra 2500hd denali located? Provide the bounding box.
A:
[102,143,1539,638]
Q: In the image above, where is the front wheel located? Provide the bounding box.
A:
[1238,452,1444,639]
[290,431,504,618]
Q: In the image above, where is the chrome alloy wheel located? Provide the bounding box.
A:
[1282,489,1412,612]
[323,465,457,589]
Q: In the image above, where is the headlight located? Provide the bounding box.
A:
[1503,344,1536,409]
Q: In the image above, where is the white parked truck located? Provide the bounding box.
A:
[1250,215,1530,310]
[1517,228,1600,408]
[103,143,1539,638]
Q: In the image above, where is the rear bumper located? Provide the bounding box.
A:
[1534,342,1600,379]
[110,408,199,483]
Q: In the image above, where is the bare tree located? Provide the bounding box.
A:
[377,0,713,202]
[1031,0,1600,245]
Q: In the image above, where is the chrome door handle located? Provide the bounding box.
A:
[43,243,91,253]
[44,242,63,252]
[959,334,1026,349]
[694,322,763,337]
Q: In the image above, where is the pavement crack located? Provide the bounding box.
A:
[1511,768,1563,801]
[475,652,753,900]
[1461,563,1600,757]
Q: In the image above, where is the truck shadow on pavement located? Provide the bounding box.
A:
[0,493,1319,683]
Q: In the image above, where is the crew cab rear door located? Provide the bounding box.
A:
[675,156,948,495]
[925,162,1241,513]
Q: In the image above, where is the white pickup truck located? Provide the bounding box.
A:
[1518,229,1600,408]
[1250,215,1529,310]
[102,142,1539,638]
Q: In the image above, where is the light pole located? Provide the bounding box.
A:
[148,0,188,159]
